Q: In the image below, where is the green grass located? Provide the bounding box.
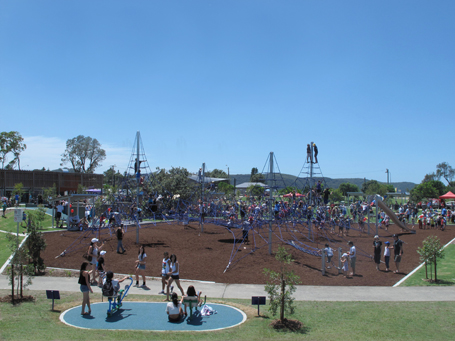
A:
[400,243,455,286]
[0,209,55,233]
[0,233,24,267]
[1,290,455,340]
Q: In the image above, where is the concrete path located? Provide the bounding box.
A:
[1,273,454,302]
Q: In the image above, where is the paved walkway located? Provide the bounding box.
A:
[1,273,454,302]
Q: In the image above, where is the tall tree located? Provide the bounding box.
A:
[0,131,26,170]
[436,162,455,185]
[61,135,106,173]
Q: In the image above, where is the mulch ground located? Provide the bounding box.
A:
[40,221,455,286]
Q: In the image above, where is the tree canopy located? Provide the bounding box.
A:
[338,182,359,196]
[205,169,228,178]
[60,135,106,173]
[361,180,393,196]
[436,162,455,185]
[0,131,26,170]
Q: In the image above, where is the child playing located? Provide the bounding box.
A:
[323,244,334,269]
[384,241,391,272]
[340,253,349,277]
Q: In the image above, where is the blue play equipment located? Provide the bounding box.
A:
[104,277,133,317]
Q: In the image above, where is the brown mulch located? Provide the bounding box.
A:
[270,318,304,332]
[39,221,455,286]
[0,295,35,303]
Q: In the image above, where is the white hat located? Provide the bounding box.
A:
[374,235,379,239]
[91,238,98,243]
[100,250,106,256]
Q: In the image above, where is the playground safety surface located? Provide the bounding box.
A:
[41,221,455,286]
[60,302,246,331]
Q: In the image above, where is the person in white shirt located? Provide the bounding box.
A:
[347,241,356,276]
[165,292,183,322]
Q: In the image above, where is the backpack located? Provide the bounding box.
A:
[102,279,114,297]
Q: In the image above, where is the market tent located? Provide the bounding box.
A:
[439,191,455,200]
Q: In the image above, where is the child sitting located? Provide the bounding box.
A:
[102,271,130,297]
[166,292,184,322]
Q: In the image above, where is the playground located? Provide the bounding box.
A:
[41,219,454,286]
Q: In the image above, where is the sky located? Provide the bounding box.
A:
[1,0,454,184]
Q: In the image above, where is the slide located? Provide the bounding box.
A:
[377,200,415,233]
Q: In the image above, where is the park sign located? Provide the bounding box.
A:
[14,209,23,223]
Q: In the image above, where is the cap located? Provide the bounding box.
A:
[374,235,379,239]
[100,250,106,256]
[392,234,398,238]
[385,241,390,245]
[347,241,353,245]
[91,238,99,243]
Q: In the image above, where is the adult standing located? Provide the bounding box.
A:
[55,201,64,228]
[373,235,382,271]
[313,143,318,163]
[135,244,147,287]
[347,241,356,276]
[391,234,403,273]
[167,254,185,300]
[116,224,126,254]
[78,262,93,315]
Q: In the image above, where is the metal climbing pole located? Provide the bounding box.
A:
[136,131,140,244]
[269,152,273,255]
[309,141,314,240]
[200,163,205,233]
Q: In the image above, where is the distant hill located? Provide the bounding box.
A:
[229,174,415,193]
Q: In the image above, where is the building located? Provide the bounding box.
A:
[0,168,103,202]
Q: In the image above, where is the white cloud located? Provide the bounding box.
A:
[21,136,66,170]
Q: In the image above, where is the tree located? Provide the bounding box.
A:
[26,210,47,274]
[410,181,440,202]
[330,188,344,203]
[250,167,265,183]
[153,167,196,201]
[61,135,106,173]
[5,233,34,303]
[205,169,228,178]
[12,183,24,201]
[417,236,445,282]
[422,173,437,183]
[436,162,455,185]
[361,180,389,196]
[218,182,235,195]
[263,246,300,323]
[247,185,265,197]
[42,184,57,204]
[338,182,359,196]
[0,131,26,170]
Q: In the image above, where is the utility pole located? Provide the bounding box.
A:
[386,169,389,184]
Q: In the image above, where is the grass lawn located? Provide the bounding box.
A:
[0,290,455,340]
[0,209,55,233]
[400,243,455,286]
[0,233,24,267]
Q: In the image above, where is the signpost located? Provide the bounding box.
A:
[14,209,23,248]
[251,296,266,316]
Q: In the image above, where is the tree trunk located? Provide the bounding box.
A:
[425,261,428,279]
[434,257,437,282]
[20,265,23,298]
[11,264,14,304]
[280,274,285,322]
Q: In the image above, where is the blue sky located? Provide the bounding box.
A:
[1,0,454,184]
